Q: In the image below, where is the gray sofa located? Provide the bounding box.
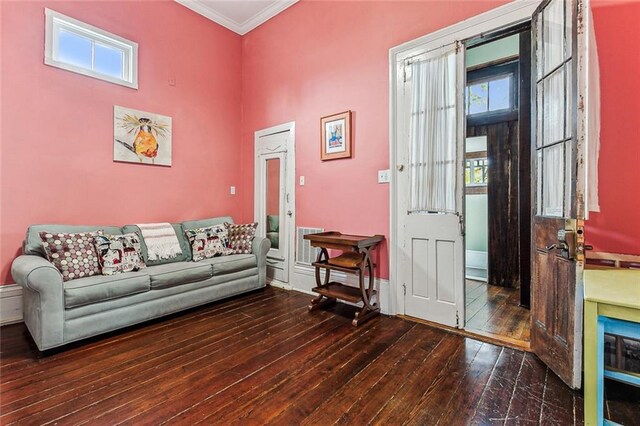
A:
[11,216,270,351]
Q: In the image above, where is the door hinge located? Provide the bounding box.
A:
[402,283,406,296]
[458,214,465,237]
[456,311,460,328]
[402,65,407,83]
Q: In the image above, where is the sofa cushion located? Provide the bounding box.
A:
[25,225,122,257]
[39,231,102,281]
[203,254,257,276]
[121,224,191,265]
[181,216,233,232]
[146,262,213,289]
[94,232,146,275]
[64,272,150,308]
[184,225,232,262]
[226,222,258,255]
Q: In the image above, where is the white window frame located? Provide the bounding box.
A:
[44,8,138,89]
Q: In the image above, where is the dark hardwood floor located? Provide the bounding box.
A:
[1,286,637,425]
[466,279,531,345]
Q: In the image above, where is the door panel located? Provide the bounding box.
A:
[397,42,465,327]
[255,130,292,284]
[531,0,587,389]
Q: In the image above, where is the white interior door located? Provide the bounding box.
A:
[255,126,294,284]
[396,43,466,327]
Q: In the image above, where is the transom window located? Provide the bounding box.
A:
[466,75,512,115]
[44,9,138,89]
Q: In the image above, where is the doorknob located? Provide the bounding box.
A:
[287,210,293,217]
[397,164,405,172]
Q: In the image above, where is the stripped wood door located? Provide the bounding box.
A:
[530,0,590,389]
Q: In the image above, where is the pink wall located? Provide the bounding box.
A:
[240,0,640,280]
[240,0,512,279]
[585,1,640,256]
[0,1,243,283]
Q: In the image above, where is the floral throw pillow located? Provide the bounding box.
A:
[185,225,232,262]
[94,232,146,275]
[39,232,101,281]
[225,222,257,255]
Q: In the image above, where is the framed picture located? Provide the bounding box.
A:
[113,105,172,166]
[320,110,351,161]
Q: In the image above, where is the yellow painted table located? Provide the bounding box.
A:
[584,269,640,425]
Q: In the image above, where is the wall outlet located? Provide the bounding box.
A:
[299,176,305,186]
[230,186,236,195]
[378,169,390,183]
[168,75,176,86]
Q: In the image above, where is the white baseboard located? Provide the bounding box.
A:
[1,284,23,325]
[466,250,488,270]
[288,264,391,314]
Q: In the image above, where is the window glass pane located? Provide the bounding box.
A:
[468,82,488,114]
[536,82,543,148]
[536,15,543,80]
[565,62,572,139]
[95,43,124,79]
[489,77,511,111]
[542,144,564,217]
[543,0,564,74]
[543,67,565,145]
[57,28,92,69]
[564,141,572,217]
[565,0,573,60]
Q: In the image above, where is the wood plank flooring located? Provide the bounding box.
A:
[1,286,637,425]
[466,279,531,344]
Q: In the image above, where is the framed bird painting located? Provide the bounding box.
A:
[113,106,172,166]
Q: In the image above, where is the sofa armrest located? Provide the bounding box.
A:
[11,255,65,350]
[252,237,271,287]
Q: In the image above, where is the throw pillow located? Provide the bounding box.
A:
[185,224,232,262]
[94,232,146,275]
[39,232,101,281]
[225,222,258,255]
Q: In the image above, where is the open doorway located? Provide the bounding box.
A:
[463,27,532,347]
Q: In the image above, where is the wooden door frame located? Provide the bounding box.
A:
[389,1,540,317]
[254,121,296,289]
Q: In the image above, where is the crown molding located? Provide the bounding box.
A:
[175,0,298,35]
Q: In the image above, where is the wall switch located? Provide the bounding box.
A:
[230,186,236,195]
[168,75,176,86]
[378,169,390,183]
[299,176,305,186]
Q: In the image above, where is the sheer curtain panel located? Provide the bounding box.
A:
[408,48,457,213]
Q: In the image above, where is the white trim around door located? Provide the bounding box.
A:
[388,0,540,319]
[254,122,296,288]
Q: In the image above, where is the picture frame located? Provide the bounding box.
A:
[320,110,351,161]
[113,105,172,167]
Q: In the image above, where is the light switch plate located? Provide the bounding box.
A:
[230,186,236,195]
[299,176,305,186]
[378,169,390,183]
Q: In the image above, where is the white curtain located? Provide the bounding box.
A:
[408,48,457,213]
[586,6,601,214]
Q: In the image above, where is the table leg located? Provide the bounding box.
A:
[584,300,600,426]
[352,248,379,326]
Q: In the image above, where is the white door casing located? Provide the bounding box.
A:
[389,1,539,321]
[254,122,295,285]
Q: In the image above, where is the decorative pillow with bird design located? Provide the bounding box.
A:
[225,222,258,255]
[185,225,232,262]
[94,232,146,275]
[39,232,102,281]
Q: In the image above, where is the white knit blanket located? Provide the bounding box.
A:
[137,223,182,261]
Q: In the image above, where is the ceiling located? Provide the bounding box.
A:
[175,0,299,35]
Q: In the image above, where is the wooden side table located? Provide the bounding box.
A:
[303,232,384,326]
[583,269,640,425]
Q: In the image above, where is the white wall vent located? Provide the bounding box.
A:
[296,227,323,265]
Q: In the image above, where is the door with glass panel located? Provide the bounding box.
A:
[396,43,466,327]
[531,0,590,389]
[255,128,293,284]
